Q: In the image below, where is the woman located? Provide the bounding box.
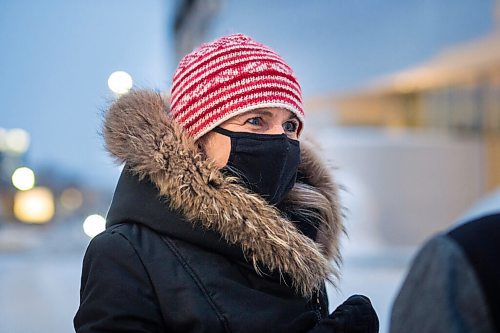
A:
[74,33,378,333]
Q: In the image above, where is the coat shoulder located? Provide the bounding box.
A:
[390,235,495,333]
[75,224,166,332]
[78,222,230,332]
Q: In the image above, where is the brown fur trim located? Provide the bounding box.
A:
[103,90,343,297]
[284,139,344,267]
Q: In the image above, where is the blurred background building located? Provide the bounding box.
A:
[0,1,498,332]
[306,2,500,247]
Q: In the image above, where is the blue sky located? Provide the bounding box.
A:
[0,0,494,190]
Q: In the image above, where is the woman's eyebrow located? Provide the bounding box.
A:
[238,110,274,118]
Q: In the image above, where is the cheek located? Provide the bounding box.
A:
[204,133,231,168]
[216,136,231,168]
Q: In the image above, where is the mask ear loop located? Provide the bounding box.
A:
[211,126,233,137]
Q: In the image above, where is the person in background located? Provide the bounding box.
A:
[390,207,500,333]
[74,33,378,333]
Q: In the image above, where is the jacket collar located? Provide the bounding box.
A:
[106,165,245,261]
[103,90,343,298]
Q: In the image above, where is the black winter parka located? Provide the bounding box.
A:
[74,90,344,333]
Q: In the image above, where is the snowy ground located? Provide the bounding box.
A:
[0,220,414,333]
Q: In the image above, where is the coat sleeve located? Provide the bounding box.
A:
[74,229,164,333]
[390,235,495,333]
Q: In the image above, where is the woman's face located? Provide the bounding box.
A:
[200,107,300,168]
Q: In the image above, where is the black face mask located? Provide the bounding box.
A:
[212,127,301,205]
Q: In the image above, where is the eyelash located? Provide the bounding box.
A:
[245,117,299,133]
[283,120,299,132]
[246,117,263,126]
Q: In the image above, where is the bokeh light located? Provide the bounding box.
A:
[13,187,55,224]
[83,214,106,238]
[107,71,133,95]
[11,167,35,191]
[5,128,30,154]
[60,188,84,211]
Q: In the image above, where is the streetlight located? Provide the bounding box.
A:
[5,128,30,155]
[11,167,35,191]
[13,187,55,224]
[107,71,133,95]
[83,214,106,238]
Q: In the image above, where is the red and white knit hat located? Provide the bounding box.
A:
[170,33,304,140]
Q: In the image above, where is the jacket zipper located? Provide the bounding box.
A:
[312,291,323,322]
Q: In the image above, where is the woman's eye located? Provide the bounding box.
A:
[283,120,298,132]
[246,117,262,126]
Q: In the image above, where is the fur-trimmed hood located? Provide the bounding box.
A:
[103,90,343,298]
